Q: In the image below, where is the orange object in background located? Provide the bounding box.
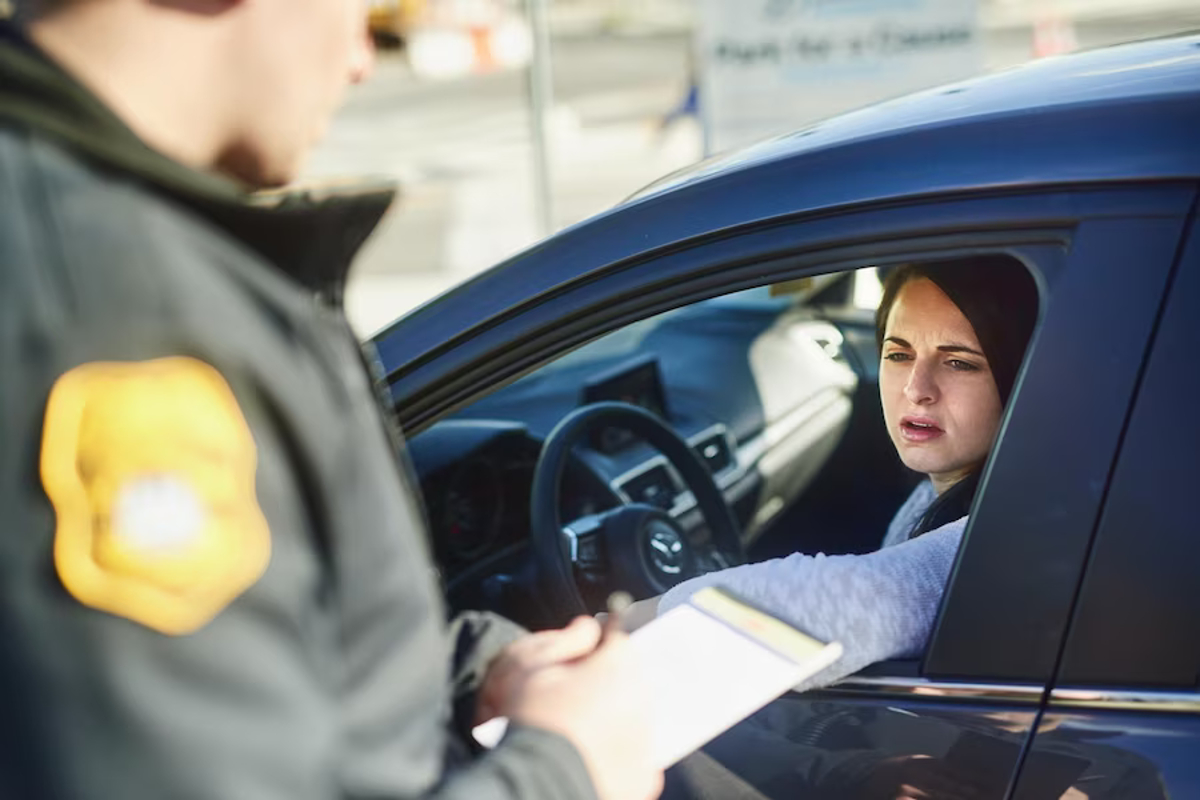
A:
[386,0,531,80]
[469,24,496,72]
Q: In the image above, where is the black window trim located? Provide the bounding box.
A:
[1049,192,1200,689]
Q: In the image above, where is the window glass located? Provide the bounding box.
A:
[418,255,1041,624]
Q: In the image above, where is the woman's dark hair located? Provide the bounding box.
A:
[875,256,1040,535]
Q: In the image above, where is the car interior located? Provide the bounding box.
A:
[407,265,931,631]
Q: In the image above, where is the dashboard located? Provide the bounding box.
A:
[410,424,621,585]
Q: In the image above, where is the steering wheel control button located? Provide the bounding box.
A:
[646,522,687,576]
[576,533,604,569]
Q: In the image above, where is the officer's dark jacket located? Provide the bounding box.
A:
[0,23,597,800]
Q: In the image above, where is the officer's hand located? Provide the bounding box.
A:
[595,595,659,632]
[485,616,664,800]
[475,616,604,725]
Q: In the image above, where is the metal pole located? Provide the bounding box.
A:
[525,0,555,237]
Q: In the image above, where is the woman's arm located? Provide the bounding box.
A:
[657,519,968,690]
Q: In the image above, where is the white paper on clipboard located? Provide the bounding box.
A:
[473,587,843,768]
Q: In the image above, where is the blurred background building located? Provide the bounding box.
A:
[312,0,1200,335]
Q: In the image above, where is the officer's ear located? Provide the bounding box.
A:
[349,21,374,85]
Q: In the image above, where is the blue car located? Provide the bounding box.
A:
[372,34,1200,799]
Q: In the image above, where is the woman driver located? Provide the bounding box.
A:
[633,256,1039,689]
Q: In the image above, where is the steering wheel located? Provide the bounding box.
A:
[530,402,744,621]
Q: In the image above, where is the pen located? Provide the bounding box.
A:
[602,590,633,639]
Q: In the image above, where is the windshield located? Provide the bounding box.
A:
[533,288,790,377]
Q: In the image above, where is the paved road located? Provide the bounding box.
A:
[307,10,1200,336]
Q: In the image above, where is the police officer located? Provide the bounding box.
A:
[0,2,661,799]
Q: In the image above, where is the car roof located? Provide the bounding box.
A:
[629,34,1200,207]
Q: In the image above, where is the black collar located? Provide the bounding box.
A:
[0,21,396,299]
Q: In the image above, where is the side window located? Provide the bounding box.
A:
[412,257,1042,623]
[416,266,894,617]
[411,254,1054,800]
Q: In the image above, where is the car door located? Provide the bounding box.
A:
[738,197,1190,800]
[1008,208,1200,800]
[374,184,1193,798]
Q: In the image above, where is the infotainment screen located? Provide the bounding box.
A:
[581,357,670,453]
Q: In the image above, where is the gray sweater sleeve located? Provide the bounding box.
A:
[657,518,967,690]
[881,480,937,549]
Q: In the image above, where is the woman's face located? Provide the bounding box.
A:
[879,278,1003,494]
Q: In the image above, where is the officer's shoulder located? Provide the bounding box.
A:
[0,128,244,323]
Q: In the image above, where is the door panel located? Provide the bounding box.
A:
[1013,710,1195,800]
[667,685,1043,800]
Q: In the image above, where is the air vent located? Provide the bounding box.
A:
[693,432,733,476]
[617,464,679,510]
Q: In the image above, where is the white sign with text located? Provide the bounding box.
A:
[697,0,981,152]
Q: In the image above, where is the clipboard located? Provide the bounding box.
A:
[474,587,843,768]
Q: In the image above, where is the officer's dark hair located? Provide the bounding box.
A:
[875,256,1039,536]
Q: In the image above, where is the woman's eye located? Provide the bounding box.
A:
[947,359,980,372]
[883,352,912,362]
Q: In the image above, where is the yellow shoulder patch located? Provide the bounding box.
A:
[40,357,270,635]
